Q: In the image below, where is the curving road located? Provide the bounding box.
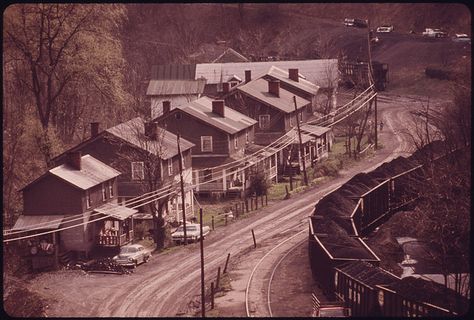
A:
[27,94,424,317]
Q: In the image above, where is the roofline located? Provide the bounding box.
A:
[236,89,310,114]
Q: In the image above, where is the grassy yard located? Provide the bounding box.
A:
[191,135,382,230]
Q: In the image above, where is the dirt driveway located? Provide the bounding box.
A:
[19,94,430,317]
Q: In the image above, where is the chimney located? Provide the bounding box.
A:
[91,122,100,137]
[144,121,158,139]
[245,69,251,83]
[223,82,230,93]
[289,68,299,82]
[162,100,171,114]
[268,79,280,97]
[67,151,82,170]
[212,100,225,117]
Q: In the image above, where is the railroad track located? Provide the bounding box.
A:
[245,229,307,317]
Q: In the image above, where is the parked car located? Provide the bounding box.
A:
[452,33,471,43]
[376,25,394,33]
[422,28,447,38]
[343,18,354,27]
[112,244,150,267]
[171,223,210,244]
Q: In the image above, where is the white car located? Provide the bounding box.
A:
[452,33,471,43]
[422,28,447,38]
[376,25,394,33]
[112,244,151,267]
[171,223,210,244]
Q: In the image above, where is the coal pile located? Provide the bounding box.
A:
[80,258,132,275]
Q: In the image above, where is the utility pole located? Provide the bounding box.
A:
[374,95,378,149]
[293,96,308,186]
[177,132,187,245]
[199,208,205,317]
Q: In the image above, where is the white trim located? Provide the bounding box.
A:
[131,161,145,180]
[168,158,173,176]
[258,114,270,130]
[201,136,213,152]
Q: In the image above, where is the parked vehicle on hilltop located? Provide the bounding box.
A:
[452,33,471,43]
[422,28,447,38]
[344,18,368,28]
[376,25,394,33]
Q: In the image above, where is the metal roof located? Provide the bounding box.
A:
[300,124,331,137]
[106,117,194,159]
[50,155,120,190]
[94,203,137,221]
[177,96,257,135]
[195,59,339,88]
[263,66,319,95]
[285,129,313,144]
[150,64,196,80]
[237,78,311,113]
[11,215,64,231]
[146,79,206,96]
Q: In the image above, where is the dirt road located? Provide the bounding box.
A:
[24,94,425,317]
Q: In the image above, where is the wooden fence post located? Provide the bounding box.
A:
[261,195,264,207]
[255,195,258,210]
[211,282,215,309]
[265,193,268,206]
[252,229,257,248]
[212,216,214,230]
[245,199,249,212]
[223,253,230,274]
[216,266,221,289]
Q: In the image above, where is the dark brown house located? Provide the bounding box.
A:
[154,96,258,196]
[51,117,195,223]
[14,153,136,266]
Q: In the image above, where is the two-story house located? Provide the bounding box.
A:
[154,96,258,197]
[14,153,136,266]
[51,118,195,224]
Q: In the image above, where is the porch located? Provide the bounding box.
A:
[94,203,137,248]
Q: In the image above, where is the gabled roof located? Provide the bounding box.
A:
[212,48,250,63]
[237,78,311,113]
[150,64,196,80]
[106,117,194,160]
[46,154,120,190]
[174,96,257,135]
[146,79,206,96]
[263,65,319,95]
[195,59,339,88]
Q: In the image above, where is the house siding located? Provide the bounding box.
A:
[158,111,230,156]
[23,175,83,215]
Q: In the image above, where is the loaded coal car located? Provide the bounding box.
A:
[333,261,399,316]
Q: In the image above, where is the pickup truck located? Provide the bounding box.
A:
[422,28,447,38]
[171,223,210,244]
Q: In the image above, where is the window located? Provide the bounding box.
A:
[101,183,107,201]
[109,180,114,198]
[259,114,270,130]
[86,190,91,208]
[181,156,185,170]
[234,136,238,149]
[131,162,145,180]
[299,110,303,122]
[246,130,249,143]
[168,158,173,176]
[289,115,294,127]
[201,136,213,152]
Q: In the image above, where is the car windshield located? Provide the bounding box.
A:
[120,246,138,253]
[176,226,198,232]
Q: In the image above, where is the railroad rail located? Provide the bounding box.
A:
[245,229,307,317]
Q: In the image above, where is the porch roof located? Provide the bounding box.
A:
[285,129,313,144]
[95,203,137,221]
[300,124,331,137]
[11,215,64,231]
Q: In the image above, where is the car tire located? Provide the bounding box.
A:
[144,256,149,263]
[133,260,138,268]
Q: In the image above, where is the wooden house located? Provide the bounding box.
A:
[154,96,260,197]
[51,118,195,224]
[14,153,136,265]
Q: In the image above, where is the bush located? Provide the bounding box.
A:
[313,161,340,178]
[247,172,269,196]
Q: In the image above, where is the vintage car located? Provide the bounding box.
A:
[171,223,210,244]
[376,25,394,33]
[112,244,150,267]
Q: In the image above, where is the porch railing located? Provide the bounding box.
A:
[98,230,134,247]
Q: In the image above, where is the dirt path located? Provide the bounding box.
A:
[23,95,428,317]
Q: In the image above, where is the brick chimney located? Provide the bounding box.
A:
[245,70,251,83]
[67,151,82,170]
[212,100,225,117]
[162,100,171,114]
[144,121,158,139]
[289,68,299,82]
[222,82,230,93]
[91,122,100,138]
[268,79,280,97]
